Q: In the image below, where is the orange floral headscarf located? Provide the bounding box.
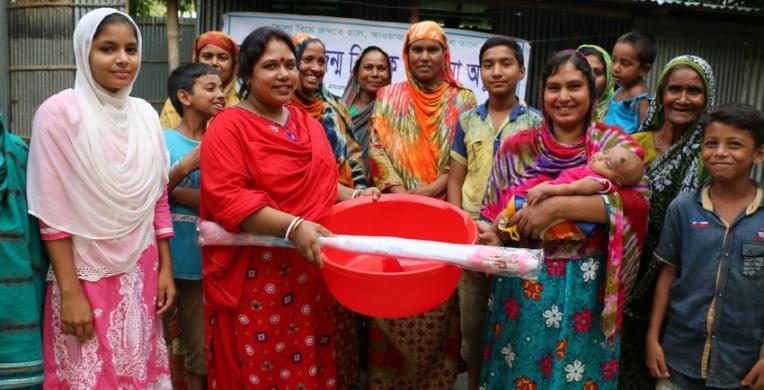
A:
[192,31,238,63]
[402,21,461,89]
[400,21,465,181]
[191,31,240,106]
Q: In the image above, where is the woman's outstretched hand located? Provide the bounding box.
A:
[291,221,333,267]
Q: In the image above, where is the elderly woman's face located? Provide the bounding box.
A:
[662,66,706,130]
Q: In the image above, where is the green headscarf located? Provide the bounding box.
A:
[578,44,614,122]
[0,113,46,388]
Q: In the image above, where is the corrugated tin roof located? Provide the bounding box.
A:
[627,0,762,13]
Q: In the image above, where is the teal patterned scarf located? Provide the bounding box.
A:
[0,113,46,388]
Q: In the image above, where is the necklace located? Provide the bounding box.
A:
[243,99,298,142]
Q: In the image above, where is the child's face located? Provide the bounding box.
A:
[480,45,525,97]
[198,44,234,86]
[590,147,643,186]
[584,53,606,98]
[662,67,706,130]
[186,74,225,117]
[543,62,591,136]
[298,41,327,96]
[702,121,764,183]
[249,39,299,108]
[611,42,649,88]
[89,22,138,93]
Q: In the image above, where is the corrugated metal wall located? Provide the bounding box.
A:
[132,16,197,112]
[0,0,9,119]
[493,7,631,106]
[195,0,764,182]
[196,0,270,34]
[8,1,764,142]
[635,18,764,110]
[196,0,631,107]
[8,0,128,138]
[196,0,415,34]
[6,2,196,138]
[633,17,764,182]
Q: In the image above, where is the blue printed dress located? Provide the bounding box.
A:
[480,248,620,389]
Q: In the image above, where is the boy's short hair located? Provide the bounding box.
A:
[616,31,657,66]
[167,63,222,116]
[703,103,764,147]
[479,36,524,66]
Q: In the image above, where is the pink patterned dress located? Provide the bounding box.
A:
[41,190,174,389]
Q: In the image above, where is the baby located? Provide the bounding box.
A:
[501,147,644,241]
[526,146,644,205]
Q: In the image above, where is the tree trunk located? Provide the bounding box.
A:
[409,0,420,23]
[167,0,180,71]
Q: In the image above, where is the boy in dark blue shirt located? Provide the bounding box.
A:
[646,103,764,389]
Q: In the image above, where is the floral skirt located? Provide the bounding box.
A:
[205,247,337,389]
[480,256,620,390]
[42,244,171,389]
[366,296,460,389]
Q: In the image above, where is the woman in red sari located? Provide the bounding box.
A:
[200,26,378,389]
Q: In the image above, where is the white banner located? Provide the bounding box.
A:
[223,12,531,103]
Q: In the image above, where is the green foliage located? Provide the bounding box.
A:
[129,0,196,17]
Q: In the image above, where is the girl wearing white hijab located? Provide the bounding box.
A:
[27,8,174,388]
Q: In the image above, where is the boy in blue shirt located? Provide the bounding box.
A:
[604,31,656,134]
[163,62,225,390]
[646,103,764,389]
[446,36,542,390]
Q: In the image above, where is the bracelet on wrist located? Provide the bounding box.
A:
[285,216,304,240]
[351,189,362,199]
[291,218,306,239]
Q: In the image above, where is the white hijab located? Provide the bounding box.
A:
[28,8,169,281]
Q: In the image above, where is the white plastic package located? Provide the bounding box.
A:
[197,220,542,279]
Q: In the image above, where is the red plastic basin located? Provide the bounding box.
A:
[320,194,476,318]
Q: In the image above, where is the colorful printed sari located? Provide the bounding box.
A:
[342,49,393,180]
[368,24,476,192]
[292,35,367,189]
[0,114,46,389]
[365,21,476,389]
[292,88,367,189]
[159,31,240,130]
[619,55,716,390]
[479,123,648,389]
